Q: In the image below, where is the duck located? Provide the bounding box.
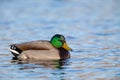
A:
[9,34,72,60]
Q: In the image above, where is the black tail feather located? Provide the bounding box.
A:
[10,44,22,58]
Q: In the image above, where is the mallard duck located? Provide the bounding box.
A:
[9,34,72,60]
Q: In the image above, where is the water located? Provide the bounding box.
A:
[0,0,120,80]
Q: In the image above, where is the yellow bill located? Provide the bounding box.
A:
[62,43,72,51]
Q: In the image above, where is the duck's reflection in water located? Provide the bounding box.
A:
[11,58,69,69]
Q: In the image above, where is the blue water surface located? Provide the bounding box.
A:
[0,0,120,80]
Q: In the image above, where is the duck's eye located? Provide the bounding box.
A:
[58,39,62,42]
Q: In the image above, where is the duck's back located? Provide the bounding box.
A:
[14,40,54,51]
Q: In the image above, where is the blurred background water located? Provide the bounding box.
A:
[0,0,120,80]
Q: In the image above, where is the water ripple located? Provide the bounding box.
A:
[0,0,120,80]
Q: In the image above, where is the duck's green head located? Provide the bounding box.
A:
[50,34,72,51]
